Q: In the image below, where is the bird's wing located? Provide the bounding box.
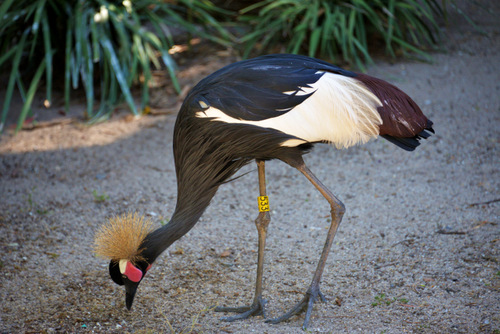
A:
[189,54,355,121]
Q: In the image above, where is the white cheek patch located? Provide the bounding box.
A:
[119,259,128,274]
[195,72,382,149]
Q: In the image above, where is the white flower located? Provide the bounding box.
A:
[123,0,132,14]
[94,5,109,23]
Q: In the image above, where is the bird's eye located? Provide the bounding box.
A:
[122,274,127,280]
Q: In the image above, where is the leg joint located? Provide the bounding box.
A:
[255,211,271,231]
[330,200,345,217]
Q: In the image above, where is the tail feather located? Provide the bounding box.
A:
[381,120,434,151]
[380,135,419,151]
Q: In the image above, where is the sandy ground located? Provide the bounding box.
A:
[1,3,499,333]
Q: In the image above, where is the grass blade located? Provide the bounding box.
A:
[28,0,46,58]
[0,47,16,68]
[64,17,73,113]
[0,0,15,21]
[161,52,180,94]
[309,27,322,58]
[90,16,100,62]
[82,38,95,117]
[385,0,396,56]
[100,36,138,115]
[16,59,46,132]
[41,13,53,106]
[449,2,487,35]
[1,32,28,127]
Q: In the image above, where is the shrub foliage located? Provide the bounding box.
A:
[1,0,464,132]
[0,0,230,131]
[238,0,443,67]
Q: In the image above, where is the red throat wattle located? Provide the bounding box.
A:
[124,261,143,283]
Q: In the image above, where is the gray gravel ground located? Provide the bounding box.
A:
[1,2,499,333]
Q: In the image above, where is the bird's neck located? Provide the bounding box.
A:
[140,113,254,263]
[141,184,218,263]
[141,201,212,264]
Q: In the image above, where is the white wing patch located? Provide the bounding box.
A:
[195,72,383,149]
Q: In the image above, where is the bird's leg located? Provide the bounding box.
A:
[215,159,270,321]
[267,160,345,330]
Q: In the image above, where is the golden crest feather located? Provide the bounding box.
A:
[93,213,154,264]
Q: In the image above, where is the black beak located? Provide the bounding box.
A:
[124,278,140,310]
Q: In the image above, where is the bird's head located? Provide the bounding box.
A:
[108,257,152,309]
[94,213,154,310]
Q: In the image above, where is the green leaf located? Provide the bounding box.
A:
[385,0,396,56]
[90,16,100,62]
[82,39,95,117]
[133,34,150,109]
[64,19,73,114]
[290,30,306,54]
[449,2,487,35]
[41,14,52,105]
[16,59,46,132]
[72,1,84,89]
[1,32,28,126]
[0,0,15,22]
[392,36,432,61]
[29,0,47,58]
[309,27,322,58]
[100,37,138,115]
[0,47,16,68]
[161,52,180,94]
[239,0,268,14]
[15,72,28,104]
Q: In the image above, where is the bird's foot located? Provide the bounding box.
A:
[266,285,326,330]
[215,296,267,322]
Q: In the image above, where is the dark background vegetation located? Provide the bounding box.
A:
[0,0,482,132]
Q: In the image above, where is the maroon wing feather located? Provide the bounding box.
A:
[354,73,432,138]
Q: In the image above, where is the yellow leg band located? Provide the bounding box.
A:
[258,196,270,212]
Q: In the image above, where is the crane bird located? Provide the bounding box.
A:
[94,54,434,329]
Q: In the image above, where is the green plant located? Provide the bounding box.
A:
[92,190,109,202]
[46,252,60,259]
[24,190,50,214]
[238,0,444,68]
[0,0,232,132]
[372,293,389,306]
[372,293,408,306]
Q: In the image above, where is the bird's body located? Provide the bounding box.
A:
[95,54,434,329]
